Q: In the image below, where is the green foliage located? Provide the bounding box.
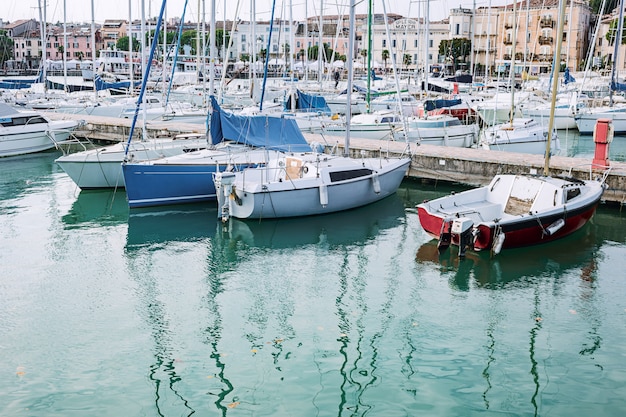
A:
[590,0,618,15]
[381,49,390,67]
[439,38,472,70]
[0,30,13,65]
[307,43,335,61]
[605,17,626,45]
[403,53,411,68]
[177,29,229,56]
[116,36,141,52]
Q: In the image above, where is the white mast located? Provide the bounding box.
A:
[89,0,96,99]
[37,0,47,95]
[345,0,355,156]
[63,0,68,93]
[209,0,216,96]
[128,0,133,96]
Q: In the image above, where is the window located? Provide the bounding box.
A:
[566,188,581,201]
[455,23,460,35]
[382,39,386,47]
[392,39,396,48]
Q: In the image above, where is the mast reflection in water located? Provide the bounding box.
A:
[1,152,625,417]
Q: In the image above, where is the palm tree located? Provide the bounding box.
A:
[403,54,412,71]
[382,49,390,71]
[360,49,368,70]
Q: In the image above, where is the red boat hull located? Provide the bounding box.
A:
[417,201,600,252]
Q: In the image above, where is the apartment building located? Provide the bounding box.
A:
[473,0,592,76]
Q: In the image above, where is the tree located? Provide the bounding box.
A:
[605,17,626,46]
[439,38,471,72]
[403,53,412,70]
[116,36,141,52]
[0,30,13,66]
[360,48,368,66]
[308,43,334,62]
[590,0,618,15]
[381,49,390,70]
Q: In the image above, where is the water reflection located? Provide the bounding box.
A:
[62,189,128,228]
[126,250,195,417]
[415,222,600,289]
[126,203,217,248]
[223,194,406,249]
[0,151,60,203]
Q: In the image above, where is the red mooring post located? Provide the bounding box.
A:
[592,118,612,168]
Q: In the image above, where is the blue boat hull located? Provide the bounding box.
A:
[123,163,234,208]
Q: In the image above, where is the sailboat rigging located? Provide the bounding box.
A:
[416,0,609,257]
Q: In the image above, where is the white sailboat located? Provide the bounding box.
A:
[213,0,411,221]
[478,0,556,154]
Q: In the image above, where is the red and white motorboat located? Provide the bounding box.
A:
[416,172,609,257]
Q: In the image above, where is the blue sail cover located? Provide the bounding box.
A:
[283,90,331,114]
[94,74,141,91]
[564,68,576,85]
[0,80,33,89]
[424,99,462,111]
[210,96,311,152]
[0,70,43,89]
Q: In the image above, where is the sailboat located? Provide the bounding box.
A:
[575,0,626,134]
[213,0,411,221]
[55,0,207,189]
[478,0,558,155]
[416,0,610,257]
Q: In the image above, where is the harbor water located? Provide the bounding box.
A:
[1,149,626,416]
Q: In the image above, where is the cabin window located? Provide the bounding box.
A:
[1,116,46,127]
[330,168,373,182]
[566,187,581,201]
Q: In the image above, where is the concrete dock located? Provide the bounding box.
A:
[49,112,626,206]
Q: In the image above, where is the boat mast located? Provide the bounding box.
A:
[424,0,429,99]
[544,0,567,175]
[91,0,96,100]
[128,0,133,96]
[37,0,47,95]
[345,0,356,156]
[507,0,518,126]
[209,0,216,97]
[609,0,625,107]
[366,0,372,111]
[63,0,68,93]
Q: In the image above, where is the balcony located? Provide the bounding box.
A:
[540,18,554,28]
[503,54,511,60]
[504,22,513,29]
[538,54,552,62]
[503,39,513,45]
[539,36,553,45]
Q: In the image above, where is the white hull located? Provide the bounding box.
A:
[0,104,78,157]
[55,136,207,188]
[480,118,559,154]
[216,153,410,219]
[575,106,626,134]
[400,116,479,147]
[522,107,577,130]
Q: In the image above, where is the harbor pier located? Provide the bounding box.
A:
[48,112,626,206]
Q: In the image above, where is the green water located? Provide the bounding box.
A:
[1,150,626,417]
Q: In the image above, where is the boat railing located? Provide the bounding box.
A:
[48,128,93,155]
[565,163,612,184]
